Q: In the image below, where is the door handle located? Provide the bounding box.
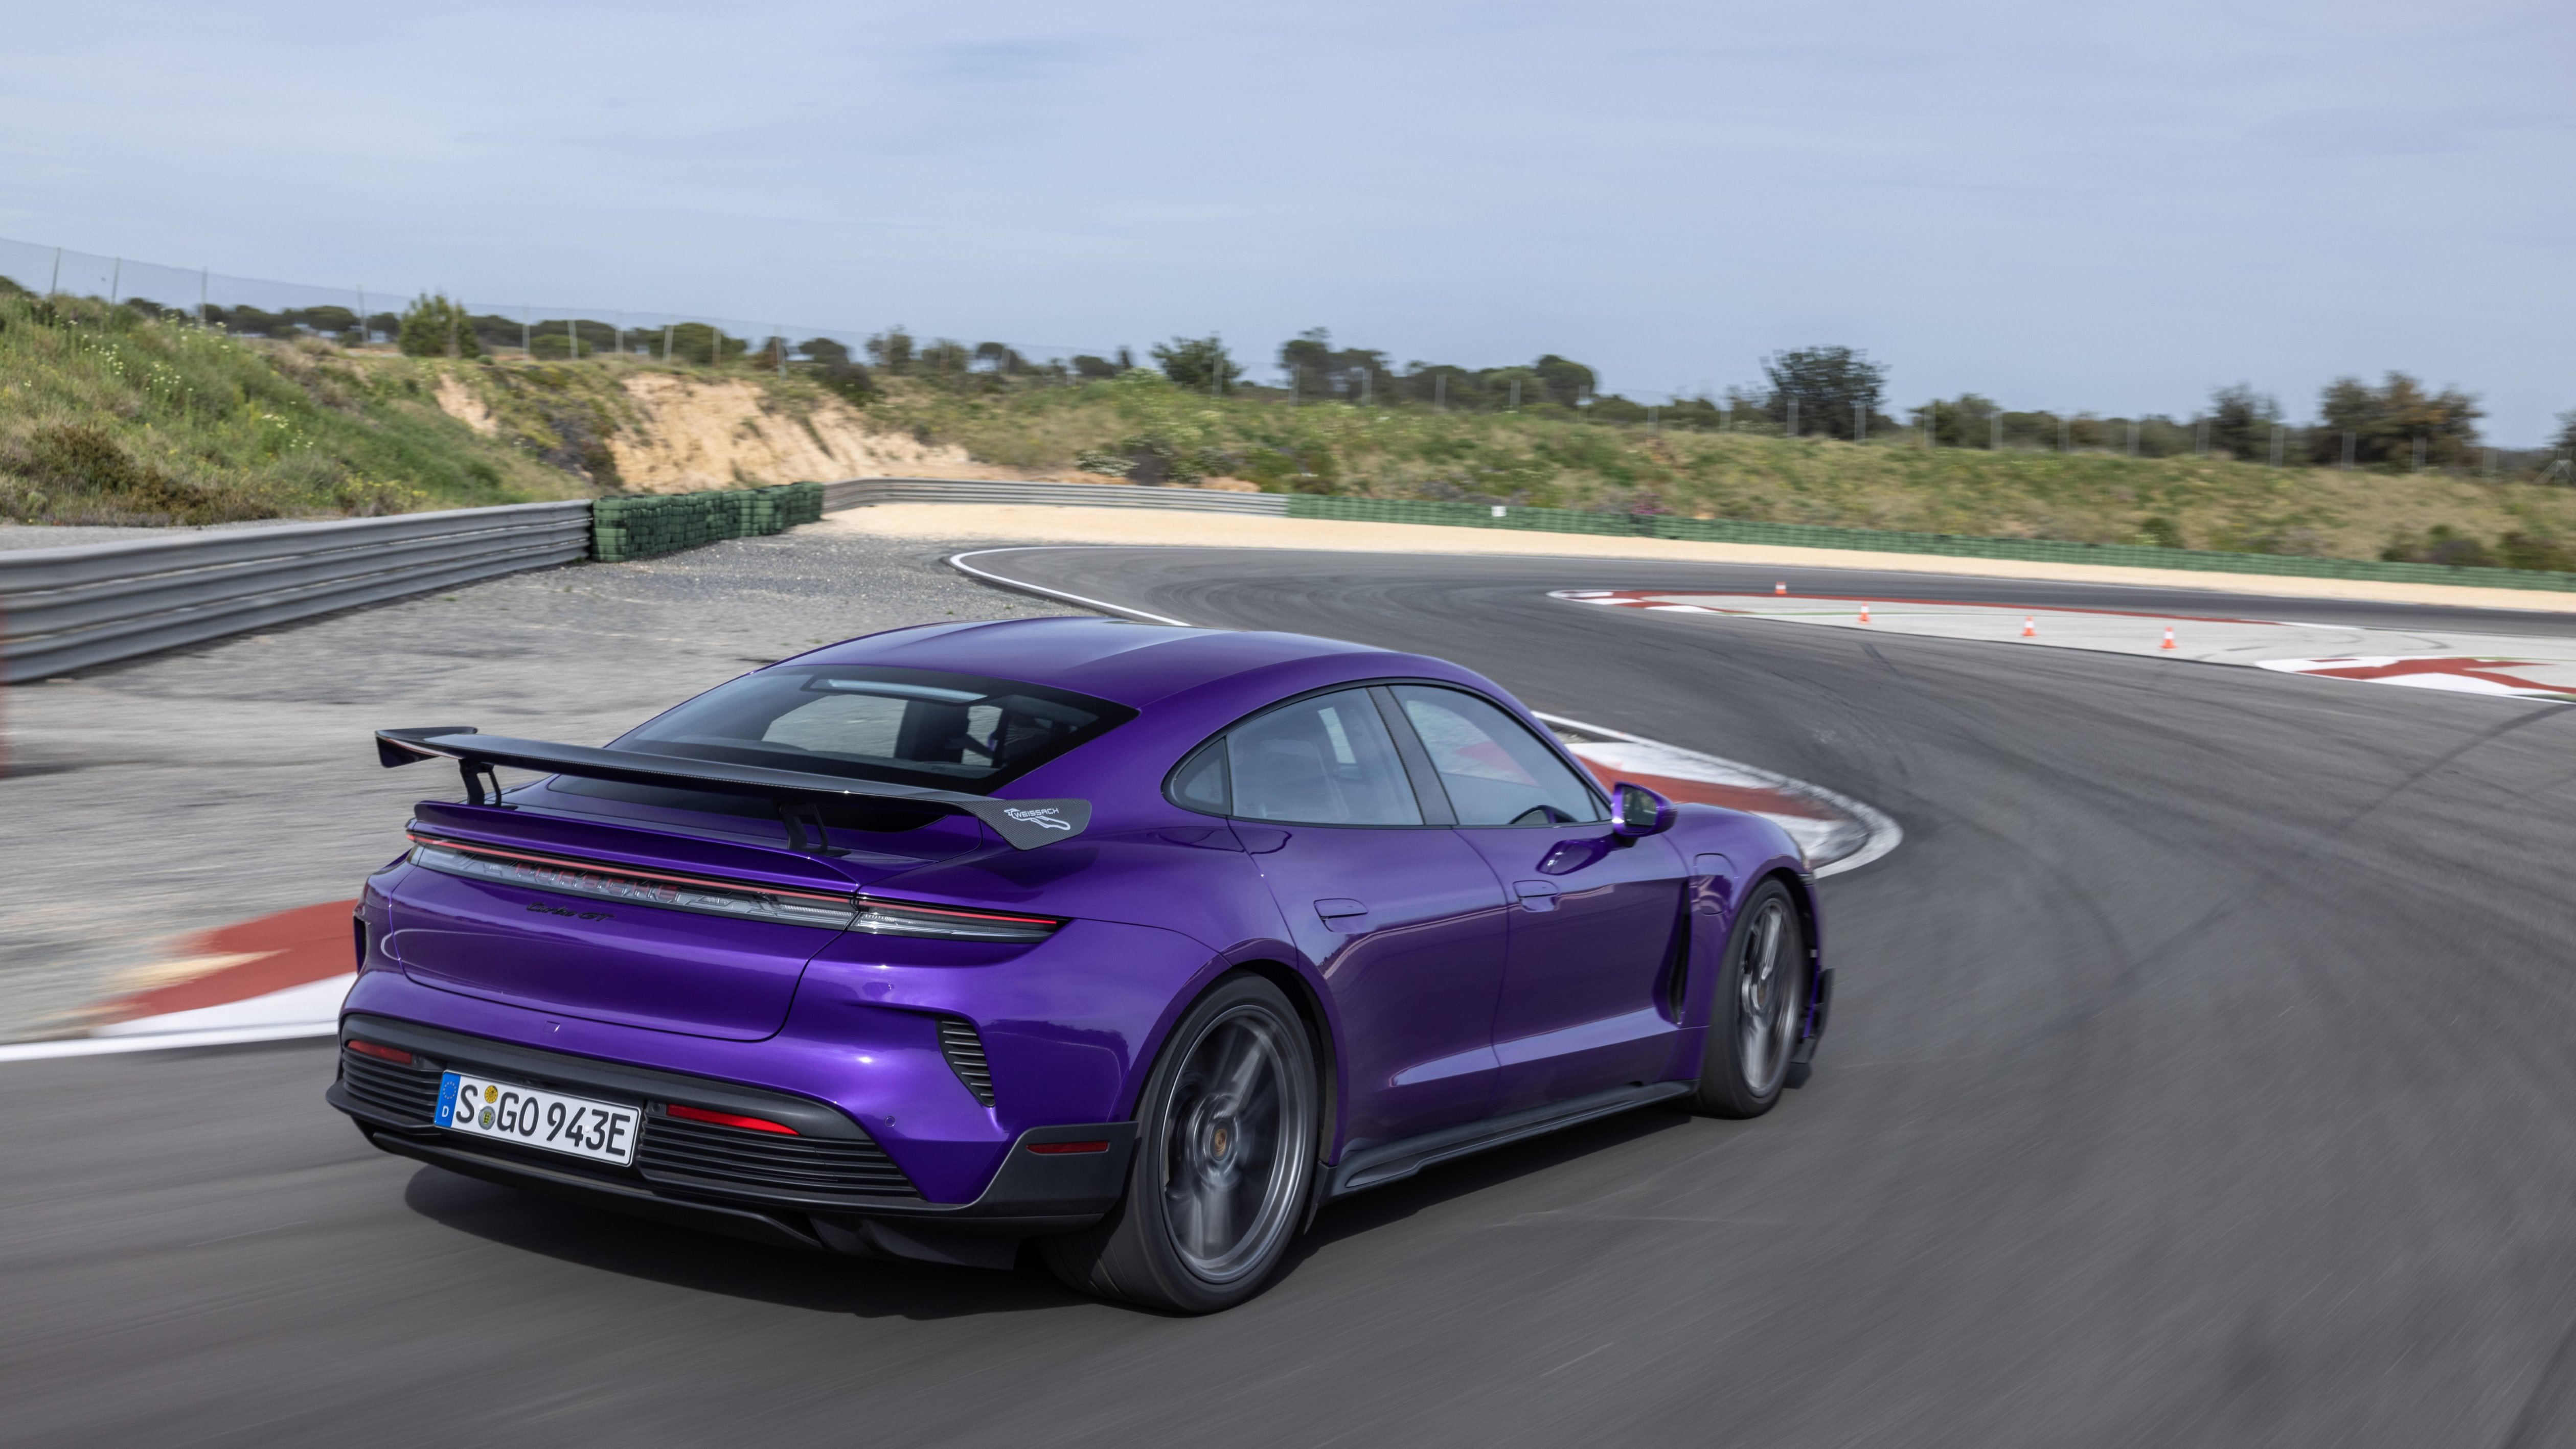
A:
[1513,880,1561,912]
[1314,898,1370,935]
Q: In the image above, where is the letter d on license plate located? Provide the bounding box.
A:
[437,1072,639,1166]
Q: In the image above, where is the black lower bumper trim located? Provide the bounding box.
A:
[331,1014,1137,1263]
[364,1126,826,1253]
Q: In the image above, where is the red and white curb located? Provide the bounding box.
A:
[1557,588,2576,703]
[0,902,356,1062]
[1540,714,1900,878]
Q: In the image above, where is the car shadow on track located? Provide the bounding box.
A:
[399,1106,1698,1318]
[399,1168,1092,1321]
[1287,1107,1696,1265]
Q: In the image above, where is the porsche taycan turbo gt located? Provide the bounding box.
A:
[330,616,1828,1313]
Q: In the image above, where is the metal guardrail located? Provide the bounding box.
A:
[822,477,1288,516]
[0,502,591,682]
[0,481,1283,681]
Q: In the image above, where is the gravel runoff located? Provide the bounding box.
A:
[0,524,1092,1040]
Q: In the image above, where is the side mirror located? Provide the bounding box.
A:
[1609,782,1675,839]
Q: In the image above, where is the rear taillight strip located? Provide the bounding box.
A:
[407,835,857,930]
[402,833,1066,941]
[851,898,1062,943]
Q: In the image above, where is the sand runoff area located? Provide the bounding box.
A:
[823,502,2576,616]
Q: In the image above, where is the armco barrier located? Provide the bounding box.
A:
[0,479,1267,681]
[821,477,1289,515]
[1280,496,2576,595]
[0,502,591,682]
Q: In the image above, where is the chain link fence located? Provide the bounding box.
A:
[0,234,1120,378]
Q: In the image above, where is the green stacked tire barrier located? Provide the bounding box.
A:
[1279,495,2576,595]
[590,481,826,563]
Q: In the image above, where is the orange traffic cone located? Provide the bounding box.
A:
[1859,605,1872,624]
[1774,582,1786,595]
[2022,616,2036,637]
[2160,627,2177,650]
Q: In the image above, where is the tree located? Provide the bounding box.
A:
[2310,372,2482,468]
[1153,335,1241,394]
[2207,384,2282,462]
[397,294,480,359]
[1533,355,1595,408]
[1762,347,1886,440]
[800,337,852,366]
[972,341,1030,375]
[1072,354,1120,380]
[864,327,916,375]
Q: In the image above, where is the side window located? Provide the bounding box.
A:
[1222,690,1424,826]
[1168,739,1230,815]
[1392,685,1605,826]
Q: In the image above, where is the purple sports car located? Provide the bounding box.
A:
[330,617,1827,1312]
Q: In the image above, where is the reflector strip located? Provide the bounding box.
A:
[1026,1140,1110,1155]
[664,1102,799,1136]
[345,1039,415,1066]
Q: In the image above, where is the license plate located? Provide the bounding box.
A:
[437,1071,639,1166]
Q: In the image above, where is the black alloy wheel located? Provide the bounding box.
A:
[1042,974,1320,1313]
[1694,878,1811,1119]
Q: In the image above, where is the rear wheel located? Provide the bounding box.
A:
[1041,975,1319,1313]
[1694,879,1810,1119]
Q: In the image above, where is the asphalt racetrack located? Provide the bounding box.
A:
[13,544,2576,1447]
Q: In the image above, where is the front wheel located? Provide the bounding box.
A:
[1042,974,1320,1313]
[1694,879,1811,1119]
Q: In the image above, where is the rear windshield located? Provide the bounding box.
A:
[607,664,1134,795]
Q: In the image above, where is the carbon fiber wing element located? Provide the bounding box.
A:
[374,727,1090,850]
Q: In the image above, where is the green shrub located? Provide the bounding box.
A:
[398,294,482,359]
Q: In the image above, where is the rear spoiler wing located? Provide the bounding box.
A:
[375,727,1090,852]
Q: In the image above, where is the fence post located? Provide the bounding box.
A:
[522,307,531,358]
[1991,414,2001,451]
[2059,416,2070,453]
[108,257,120,306]
[1856,401,1866,442]
[663,324,673,362]
[357,285,367,344]
[2271,423,2284,467]
[1787,397,1799,437]
[199,267,208,328]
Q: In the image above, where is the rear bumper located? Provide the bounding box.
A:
[331,1012,1133,1268]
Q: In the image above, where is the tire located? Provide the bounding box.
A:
[1694,879,1811,1119]
[1041,974,1320,1314]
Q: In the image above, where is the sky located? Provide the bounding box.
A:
[4,0,2570,440]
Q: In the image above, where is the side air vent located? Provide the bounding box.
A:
[339,1045,443,1124]
[937,1018,995,1106]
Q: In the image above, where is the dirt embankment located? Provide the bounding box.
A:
[426,365,1263,493]
[604,376,972,492]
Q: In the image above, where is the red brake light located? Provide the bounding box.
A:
[665,1102,797,1136]
[1027,1140,1110,1155]
[346,1039,413,1066]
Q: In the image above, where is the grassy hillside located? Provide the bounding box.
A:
[874,371,2576,566]
[6,293,2570,570]
[0,291,582,525]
